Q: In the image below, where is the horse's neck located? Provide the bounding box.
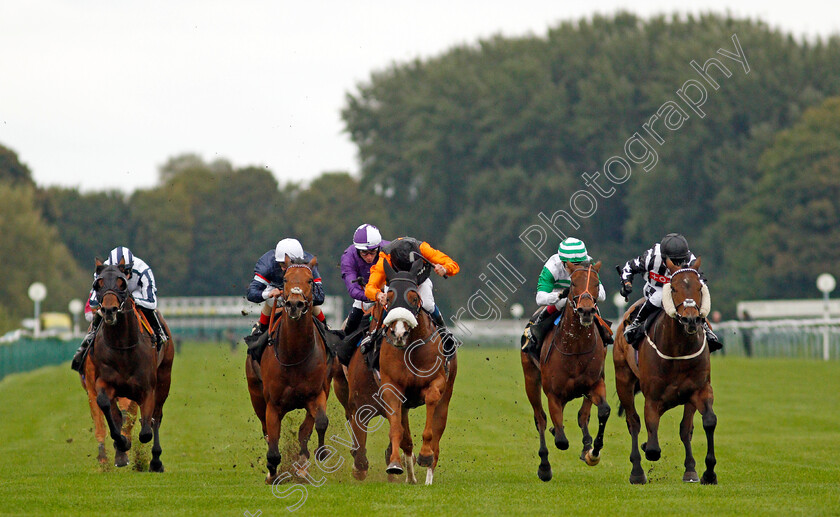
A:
[100,310,140,351]
[559,303,596,348]
[278,313,318,361]
[653,315,701,354]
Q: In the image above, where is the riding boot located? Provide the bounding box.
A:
[624,300,658,350]
[524,308,557,357]
[71,312,102,372]
[344,307,365,335]
[140,307,167,349]
[703,321,723,352]
[430,306,460,350]
[594,313,614,346]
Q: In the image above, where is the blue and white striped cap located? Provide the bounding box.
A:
[108,246,134,267]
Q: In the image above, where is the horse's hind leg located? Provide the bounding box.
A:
[521,352,551,481]
[245,357,267,438]
[615,361,645,484]
[680,403,699,482]
[86,376,108,464]
[546,392,570,451]
[138,390,156,444]
[297,413,315,470]
[303,391,329,478]
[584,378,610,466]
[692,385,717,485]
[150,347,173,473]
[265,404,287,484]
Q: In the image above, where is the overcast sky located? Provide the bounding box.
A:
[1,1,837,193]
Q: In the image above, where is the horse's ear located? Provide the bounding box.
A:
[690,256,701,270]
[308,256,318,270]
[409,258,424,278]
[665,257,678,273]
[284,255,291,268]
[95,257,103,267]
[384,258,396,282]
[593,261,602,272]
[564,261,575,274]
[118,257,126,266]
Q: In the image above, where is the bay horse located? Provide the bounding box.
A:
[377,259,457,485]
[81,361,137,466]
[613,257,717,485]
[245,256,332,483]
[332,302,416,482]
[89,259,174,472]
[520,261,610,481]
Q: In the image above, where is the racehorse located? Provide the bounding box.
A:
[377,259,457,485]
[613,257,717,485]
[88,259,174,472]
[245,256,332,484]
[520,261,610,481]
[81,361,137,466]
[332,302,413,482]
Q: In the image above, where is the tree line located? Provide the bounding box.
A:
[1,13,839,333]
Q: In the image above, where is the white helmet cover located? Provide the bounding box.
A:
[275,238,304,262]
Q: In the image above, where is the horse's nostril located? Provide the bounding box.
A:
[296,301,304,310]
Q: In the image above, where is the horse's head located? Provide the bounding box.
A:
[662,257,710,335]
[281,256,317,320]
[93,257,130,325]
[565,261,602,327]
[381,258,424,348]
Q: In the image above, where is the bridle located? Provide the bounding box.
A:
[667,268,703,317]
[281,264,314,316]
[569,264,599,311]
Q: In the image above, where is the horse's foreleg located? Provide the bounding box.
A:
[692,385,717,485]
[522,352,551,481]
[350,404,370,480]
[265,403,285,484]
[95,380,130,453]
[546,393,569,451]
[615,363,645,484]
[381,385,405,476]
[418,376,445,469]
[138,390,155,444]
[585,379,610,466]
[400,407,417,484]
[643,397,663,461]
[680,403,699,482]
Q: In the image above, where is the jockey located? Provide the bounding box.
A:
[522,237,611,357]
[246,238,326,339]
[620,233,721,350]
[340,223,390,336]
[70,246,166,372]
[364,237,460,347]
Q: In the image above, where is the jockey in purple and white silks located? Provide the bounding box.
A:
[71,246,166,372]
[340,223,390,336]
[619,233,721,351]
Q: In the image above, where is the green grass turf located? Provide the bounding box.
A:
[0,342,838,516]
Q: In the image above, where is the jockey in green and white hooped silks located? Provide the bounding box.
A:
[522,237,610,356]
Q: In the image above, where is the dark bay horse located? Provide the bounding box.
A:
[377,259,457,485]
[89,259,174,472]
[82,360,137,466]
[613,258,717,485]
[245,256,332,483]
[521,261,610,481]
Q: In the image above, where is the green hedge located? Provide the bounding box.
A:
[0,338,77,381]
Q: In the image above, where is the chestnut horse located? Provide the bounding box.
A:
[245,256,332,483]
[521,261,610,481]
[613,258,717,485]
[88,259,174,472]
[377,259,457,485]
[332,302,416,482]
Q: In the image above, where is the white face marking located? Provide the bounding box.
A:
[394,321,407,340]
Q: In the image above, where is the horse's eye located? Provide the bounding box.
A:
[96,279,104,289]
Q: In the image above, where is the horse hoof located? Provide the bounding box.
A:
[683,471,700,483]
[352,469,367,481]
[139,428,153,444]
[115,437,131,453]
[700,472,718,485]
[584,450,601,466]
[417,453,434,468]
[537,465,552,482]
[555,438,569,451]
[385,461,404,475]
[644,448,661,462]
[114,451,129,468]
[629,472,647,485]
[150,459,164,473]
